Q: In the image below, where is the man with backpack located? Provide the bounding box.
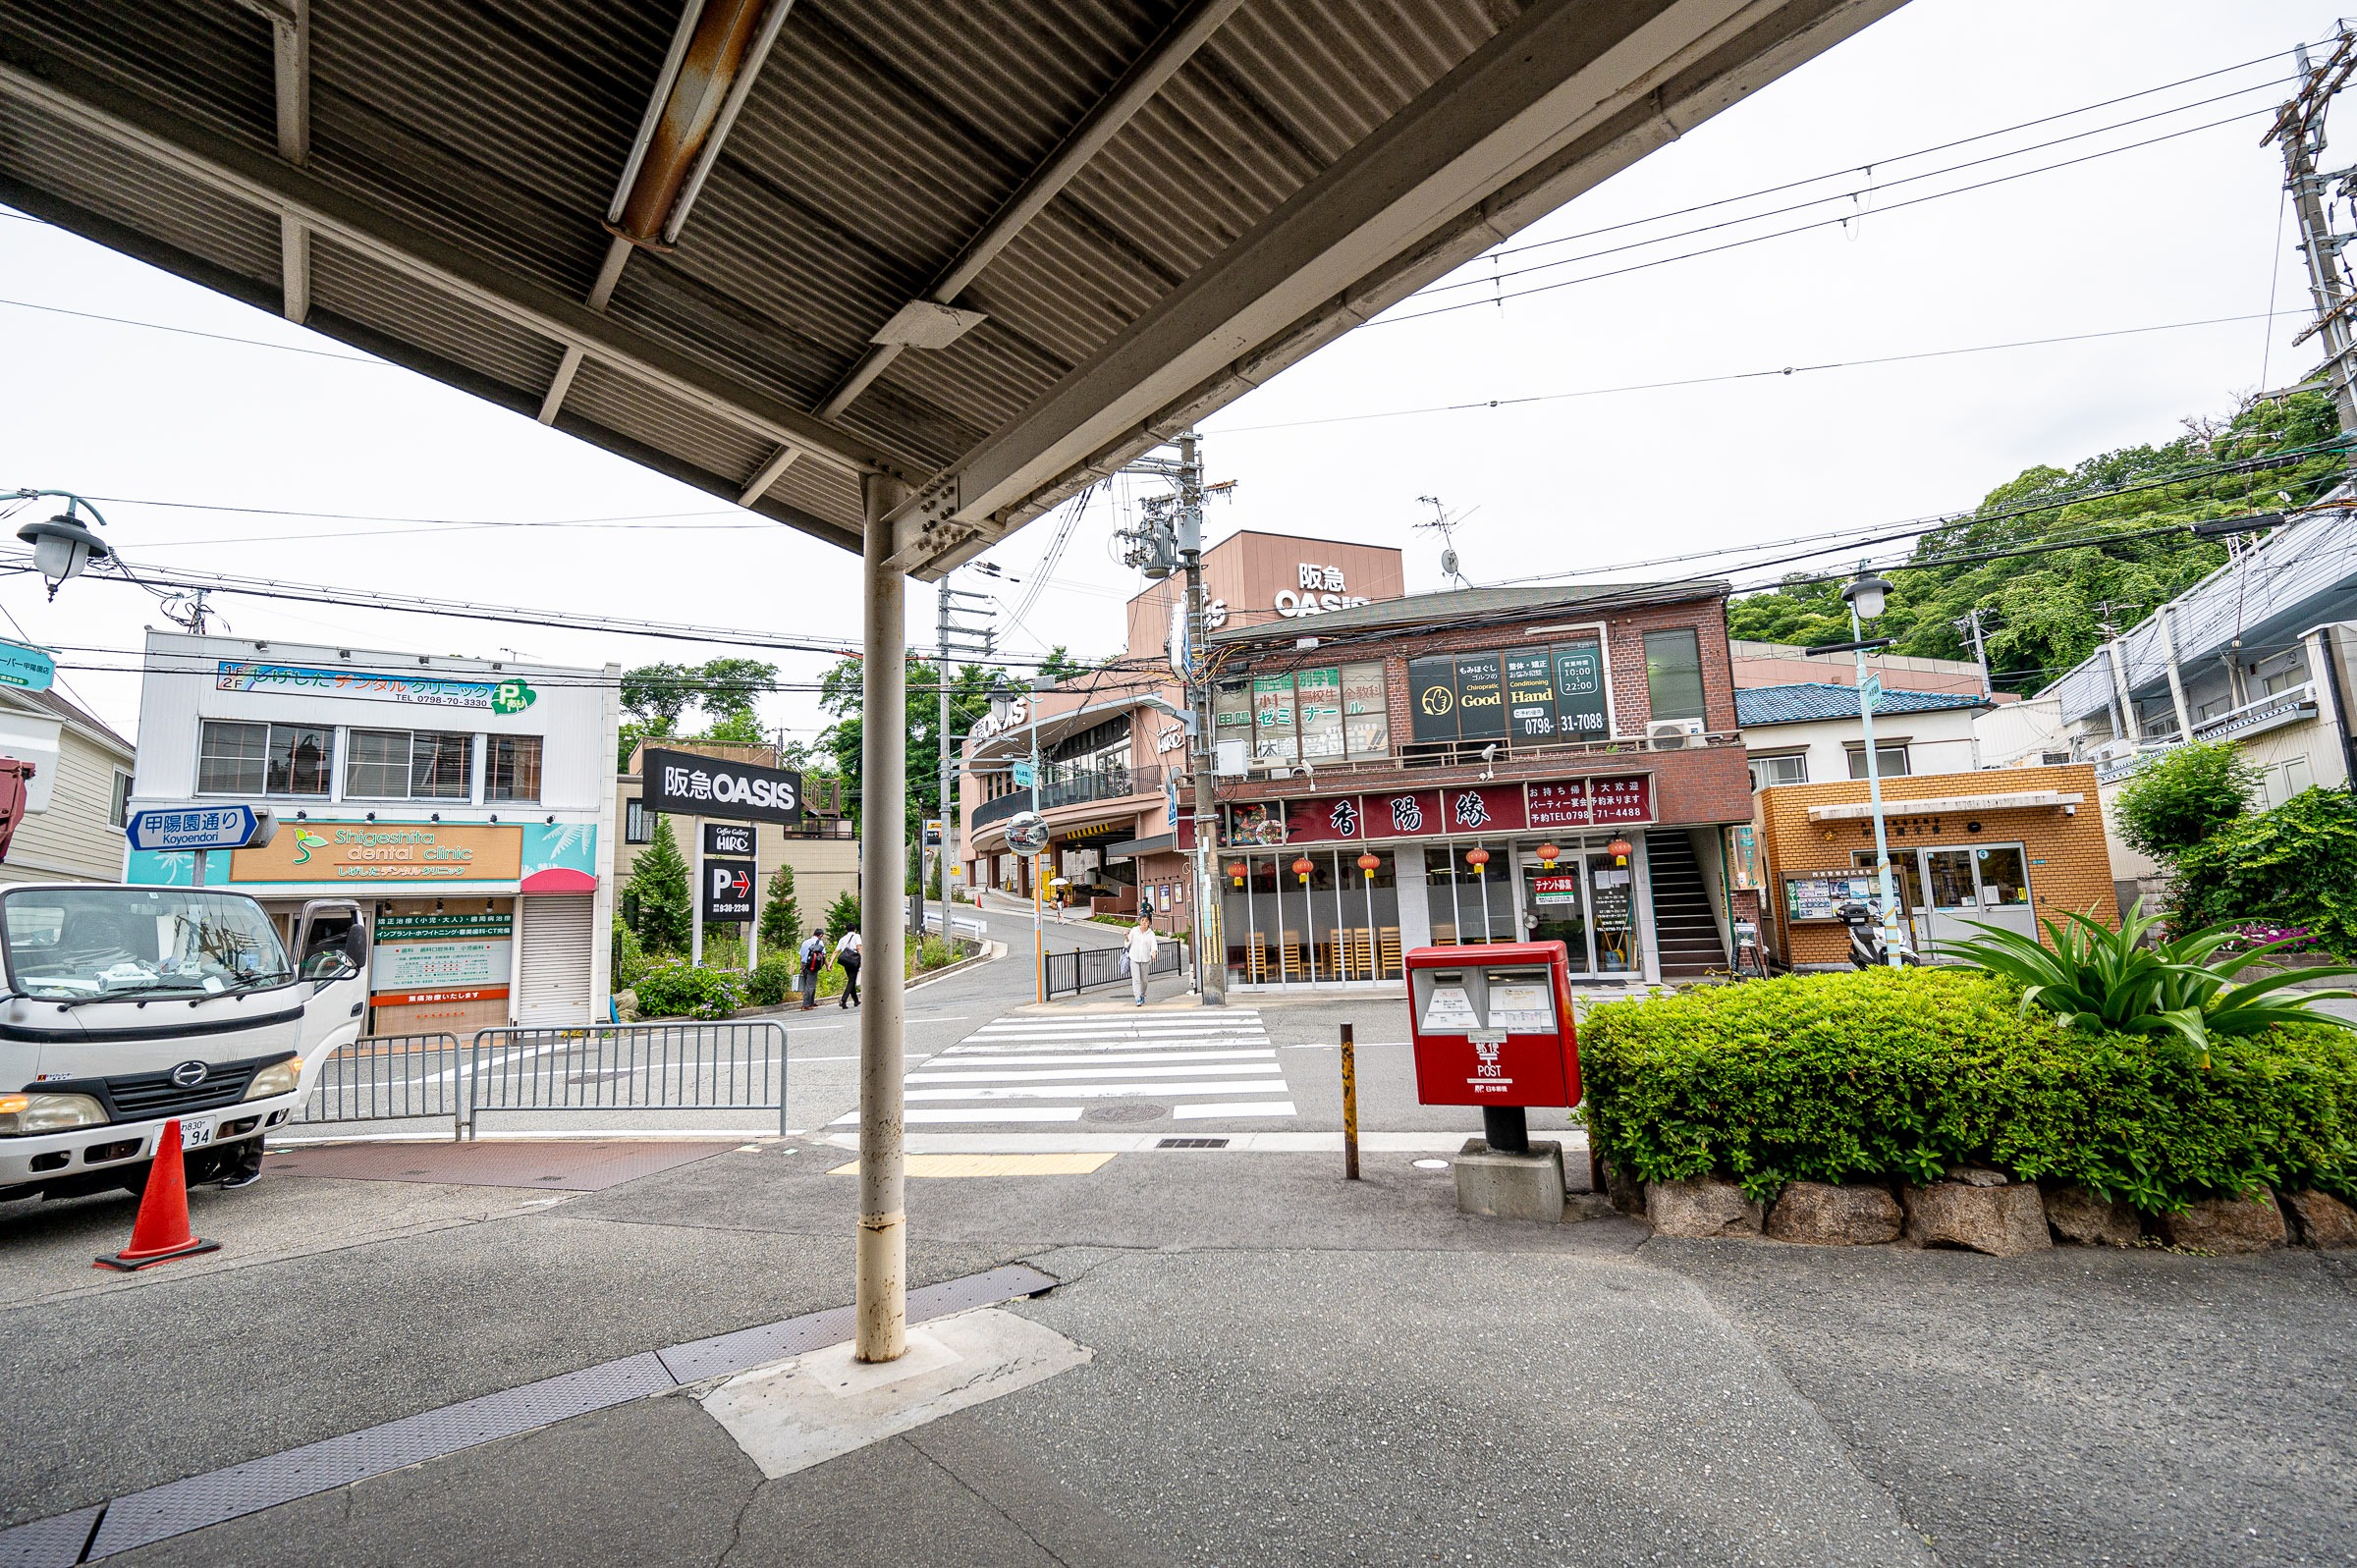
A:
[797,931,826,1010]
[835,926,863,1008]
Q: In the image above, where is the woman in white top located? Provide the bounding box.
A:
[1124,916,1160,1006]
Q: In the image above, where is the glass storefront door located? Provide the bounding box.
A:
[1854,843,2035,958]
[1522,852,1593,972]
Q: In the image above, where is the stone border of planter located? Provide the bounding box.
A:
[1596,1163,2357,1256]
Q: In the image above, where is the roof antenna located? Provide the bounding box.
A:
[1415,496,1472,588]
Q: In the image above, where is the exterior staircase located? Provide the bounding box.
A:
[1644,831,1727,981]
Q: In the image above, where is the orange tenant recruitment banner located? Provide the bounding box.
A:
[232,822,523,884]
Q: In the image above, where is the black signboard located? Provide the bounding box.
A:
[1407,656,1459,744]
[643,747,802,825]
[1552,641,1608,738]
[1452,653,1507,740]
[703,858,756,921]
[702,821,755,857]
[1504,651,1557,739]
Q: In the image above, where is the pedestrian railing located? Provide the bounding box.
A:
[293,1022,790,1140]
[462,1022,790,1139]
[1042,940,1185,1000]
[293,1033,465,1128]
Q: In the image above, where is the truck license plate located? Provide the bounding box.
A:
[180,1118,215,1150]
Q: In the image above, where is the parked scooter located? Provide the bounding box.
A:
[1837,898,1919,969]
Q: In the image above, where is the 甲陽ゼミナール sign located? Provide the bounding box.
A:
[642,747,802,826]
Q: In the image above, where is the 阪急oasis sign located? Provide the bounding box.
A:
[641,747,803,826]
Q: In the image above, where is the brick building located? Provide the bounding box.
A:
[1750,764,2114,970]
[1187,580,1753,990]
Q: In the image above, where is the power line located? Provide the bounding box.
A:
[1414,74,2297,300]
[0,296,385,362]
[1381,108,2275,325]
[1469,47,2312,267]
[1212,309,2309,434]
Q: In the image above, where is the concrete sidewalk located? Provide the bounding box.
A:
[4,1139,2351,1566]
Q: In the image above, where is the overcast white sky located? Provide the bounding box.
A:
[0,0,2344,745]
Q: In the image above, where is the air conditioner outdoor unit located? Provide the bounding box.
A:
[1647,718,1705,750]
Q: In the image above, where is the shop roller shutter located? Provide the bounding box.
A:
[516,894,593,1026]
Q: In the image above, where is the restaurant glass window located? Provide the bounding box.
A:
[410,731,473,799]
[1251,676,1299,766]
[487,735,543,802]
[1845,744,1909,779]
[1341,662,1389,758]
[1301,851,1343,981]
[1341,848,1400,980]
[1642,628,1706,724]
[1294,668,1346,762]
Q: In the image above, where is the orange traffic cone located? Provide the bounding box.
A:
[93,1118,221,1271]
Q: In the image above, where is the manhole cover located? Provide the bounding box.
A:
[1084,1102,1168,1124]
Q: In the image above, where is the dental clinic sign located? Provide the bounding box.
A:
[641,746,803,826]
[217,661,537,714]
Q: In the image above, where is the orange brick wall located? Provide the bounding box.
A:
[1754,764,2116,967]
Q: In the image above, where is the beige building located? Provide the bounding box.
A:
[0,685,136,886]
[613,741,858,953]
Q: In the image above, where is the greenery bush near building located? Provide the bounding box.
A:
[823,892,860,944]
[759,864,801,953]
[2111,740,2259,862]
[2170,786,2357,959]
[611,919,648,993]
[626,816,691,954]
[747,955,795,1007]
[1579,968,2357,1212]
[631,961,745,1020]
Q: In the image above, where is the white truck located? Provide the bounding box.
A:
[0,885,367,1204]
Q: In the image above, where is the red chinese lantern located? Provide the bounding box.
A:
[1226,860,1247,889]
[1356,851,1380,880]
[1291,855,1315,886]
[1607,837,1632,866]
[1465,846,1491,872]
[1535,841,1561,869]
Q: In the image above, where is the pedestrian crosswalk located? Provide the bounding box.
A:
[831,1008,1292,1127]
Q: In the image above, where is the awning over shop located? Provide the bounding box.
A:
[1104,834,1176,861]
[1807,790,2084,822]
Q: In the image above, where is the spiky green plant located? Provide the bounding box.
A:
[1947,900,2357,1067]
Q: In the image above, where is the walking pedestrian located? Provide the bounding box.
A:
[1124,914,1159,1007]
[835,926,863,1008]
[797,931,825,1010]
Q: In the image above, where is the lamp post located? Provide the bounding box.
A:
[1841,567,1905,968]
[7,491,111,599]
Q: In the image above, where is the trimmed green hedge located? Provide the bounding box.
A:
[1579,968,2357,1211]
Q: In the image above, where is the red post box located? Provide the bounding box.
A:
[1404,942,1580,1122]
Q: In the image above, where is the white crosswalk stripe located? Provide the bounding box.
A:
[832,1008,1295,1128]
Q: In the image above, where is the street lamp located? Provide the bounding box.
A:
[1840,567,1905,968]
[10,493,110,599]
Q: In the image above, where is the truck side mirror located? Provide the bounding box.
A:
[342,923,370,967]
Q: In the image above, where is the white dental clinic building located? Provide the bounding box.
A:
[125,632,620,1034]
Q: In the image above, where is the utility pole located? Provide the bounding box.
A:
[935,580,995,948]
[1176,430,1225,1006]
[2270,31,2357,455]
[1119,433,1227,1005]
[2095,602,2142,745]
[1955,606,1994,701]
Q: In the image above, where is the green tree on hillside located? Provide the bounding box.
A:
[617,657,781,767]
[1726,391,2345,692]
[812,655,1000,844]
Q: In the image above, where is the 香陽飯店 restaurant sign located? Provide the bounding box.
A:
[1260,777,1653,844]
[216,660,536,714]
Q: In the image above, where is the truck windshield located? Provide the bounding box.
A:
[2,888,295,1000]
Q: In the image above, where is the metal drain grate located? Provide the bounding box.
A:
[1156,1137,1229,1149]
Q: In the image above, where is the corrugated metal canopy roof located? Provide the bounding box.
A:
[1735,681,1986,726]
[0,0,1901,575]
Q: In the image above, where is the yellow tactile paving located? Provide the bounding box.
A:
[827,1153,1117,1178]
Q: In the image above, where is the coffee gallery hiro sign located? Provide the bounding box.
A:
[642,747,803,825]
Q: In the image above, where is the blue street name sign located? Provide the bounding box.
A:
[126,804,263,853]
[0,640,55,692]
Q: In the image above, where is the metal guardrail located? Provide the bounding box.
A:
[463,1022,790,1139]
[294,1033,465,1128]
[293,1023,790,1139]
[1043,940,1184,1000]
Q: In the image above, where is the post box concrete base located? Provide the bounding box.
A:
[1453,1138,1565,1223]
